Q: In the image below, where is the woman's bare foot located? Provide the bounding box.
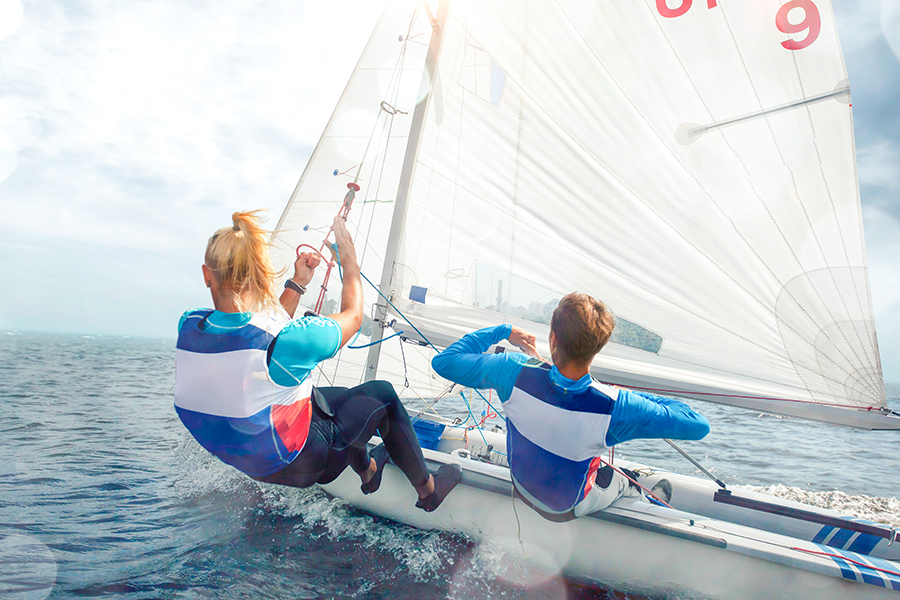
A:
[359,457,377,485]
[360,444,389,495]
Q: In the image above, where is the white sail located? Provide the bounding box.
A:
[270,1,448,397]
[274,0,898,428]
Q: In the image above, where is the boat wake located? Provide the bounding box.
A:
[171,435,636,599]
[745,484,900,528]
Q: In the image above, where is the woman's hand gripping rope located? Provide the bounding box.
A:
[292,251,321,290]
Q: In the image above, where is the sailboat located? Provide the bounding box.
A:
[270,0,900,597]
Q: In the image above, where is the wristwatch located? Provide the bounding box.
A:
[284,279,306,295]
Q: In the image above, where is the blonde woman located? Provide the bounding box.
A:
[174,211,460,512]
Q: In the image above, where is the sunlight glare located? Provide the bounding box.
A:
[883,0,900,62]
[0,0,23,41]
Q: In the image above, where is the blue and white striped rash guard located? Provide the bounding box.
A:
[174,308,341,478]
[431,324,710,513]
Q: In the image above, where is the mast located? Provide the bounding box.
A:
[364,0,450,381]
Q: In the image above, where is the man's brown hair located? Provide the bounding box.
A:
[550,293,616,366]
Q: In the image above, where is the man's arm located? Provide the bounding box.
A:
[605,389,710,446]
[431,324,530,402]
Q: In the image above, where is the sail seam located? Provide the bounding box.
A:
[713,2,877,393]
[408,163,866,405]
[533,0,873,402]
[637,0,877,400]
[784,34,880,383]
[562,0,867,395]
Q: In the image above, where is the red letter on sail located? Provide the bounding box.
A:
[657,0,692,18]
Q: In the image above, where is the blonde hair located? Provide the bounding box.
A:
[550,293,616,366]
[204,210,281,313]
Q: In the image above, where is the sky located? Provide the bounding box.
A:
[0,0,898,382]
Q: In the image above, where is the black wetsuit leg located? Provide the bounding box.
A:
[254,382,429,489]
[313,387,371,484]
[325,380,429,488]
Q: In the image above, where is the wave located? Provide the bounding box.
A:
[746,484,900,528]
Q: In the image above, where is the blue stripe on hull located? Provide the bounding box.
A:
[817,544,900,590]
[812,520,882,556]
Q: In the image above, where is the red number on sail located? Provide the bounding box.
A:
[657,0,692,18]
[775,0,821,50]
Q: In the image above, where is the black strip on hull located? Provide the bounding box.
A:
[714,489,898,542]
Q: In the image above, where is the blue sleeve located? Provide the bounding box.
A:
[605,389,710,446]
[268,316,342,386]
[431,324,529,402]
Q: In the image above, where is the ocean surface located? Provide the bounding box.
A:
[1,332,898,600]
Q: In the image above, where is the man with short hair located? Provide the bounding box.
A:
[431,292,709,520]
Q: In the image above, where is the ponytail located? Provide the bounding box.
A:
[204,210,282,314]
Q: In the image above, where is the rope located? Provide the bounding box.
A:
[609,382,886,412]
[596,455,673,509]
[347,330,405,349]
[789,547,900,578]
[511,484,529,560]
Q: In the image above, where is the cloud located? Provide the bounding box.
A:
[0,0,382,250]
[883,0,900,62]
[875,300,900,382]
[857,137,900,194]
[863,206,900,312]
[0,0,384,337]
[833,0,884,53]
[0,0,23,41]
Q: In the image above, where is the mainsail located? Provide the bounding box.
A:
[272,0,899,429]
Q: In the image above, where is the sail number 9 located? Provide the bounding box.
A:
[656,0,821,51]
[775,0,821,50]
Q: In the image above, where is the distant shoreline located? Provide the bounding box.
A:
[4,330,900,399]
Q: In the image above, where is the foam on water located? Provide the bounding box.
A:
[1,333,895,599]
[746,484,900,529]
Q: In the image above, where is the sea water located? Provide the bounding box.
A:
[1,332,898,599]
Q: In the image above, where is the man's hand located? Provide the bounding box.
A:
[508,326,538,357]
[292,251,321,288]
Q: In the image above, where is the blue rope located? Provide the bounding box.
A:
[358,270,440,353]
[353,265,507,424]
[348,330,405,349]
[460,391,507,457]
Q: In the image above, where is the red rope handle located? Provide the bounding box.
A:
[295,183,360,313]
[790,547,900,577]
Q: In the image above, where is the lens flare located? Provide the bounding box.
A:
[0,0,23,41]
[883,0,900,63]
[0,534,57,600]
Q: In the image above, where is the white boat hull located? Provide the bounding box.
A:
[321,428,900,599]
